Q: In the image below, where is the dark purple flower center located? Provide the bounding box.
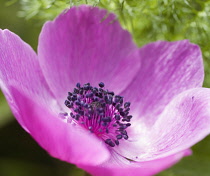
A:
[64,82,132,147]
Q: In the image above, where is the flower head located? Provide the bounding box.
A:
[1,5,210,176]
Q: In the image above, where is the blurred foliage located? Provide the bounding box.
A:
[1,0,210,176]
[0,92,13,128]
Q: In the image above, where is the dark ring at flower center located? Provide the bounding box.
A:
[64,82,132,147]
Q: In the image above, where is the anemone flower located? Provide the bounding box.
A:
[1,5,210,176]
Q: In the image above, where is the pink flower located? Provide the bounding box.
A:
[0,5,210,176]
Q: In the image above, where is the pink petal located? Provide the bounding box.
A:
[121,40,204,124]
[0,29,55,131]
[78,149,191,176]
[38,5,140,105]
[116,88,210,162]
[0,29,110,165]
[146,88,210,159]
[11,87,110,165]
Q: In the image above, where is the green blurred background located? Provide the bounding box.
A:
[0,0,210,175]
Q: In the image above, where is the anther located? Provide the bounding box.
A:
[76,83,81,88]
[64,82,132,148]
[105,139,115,147]
[124,102,131,108]
[99,82,105,88]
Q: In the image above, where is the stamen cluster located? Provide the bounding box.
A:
[64,82,132,147]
